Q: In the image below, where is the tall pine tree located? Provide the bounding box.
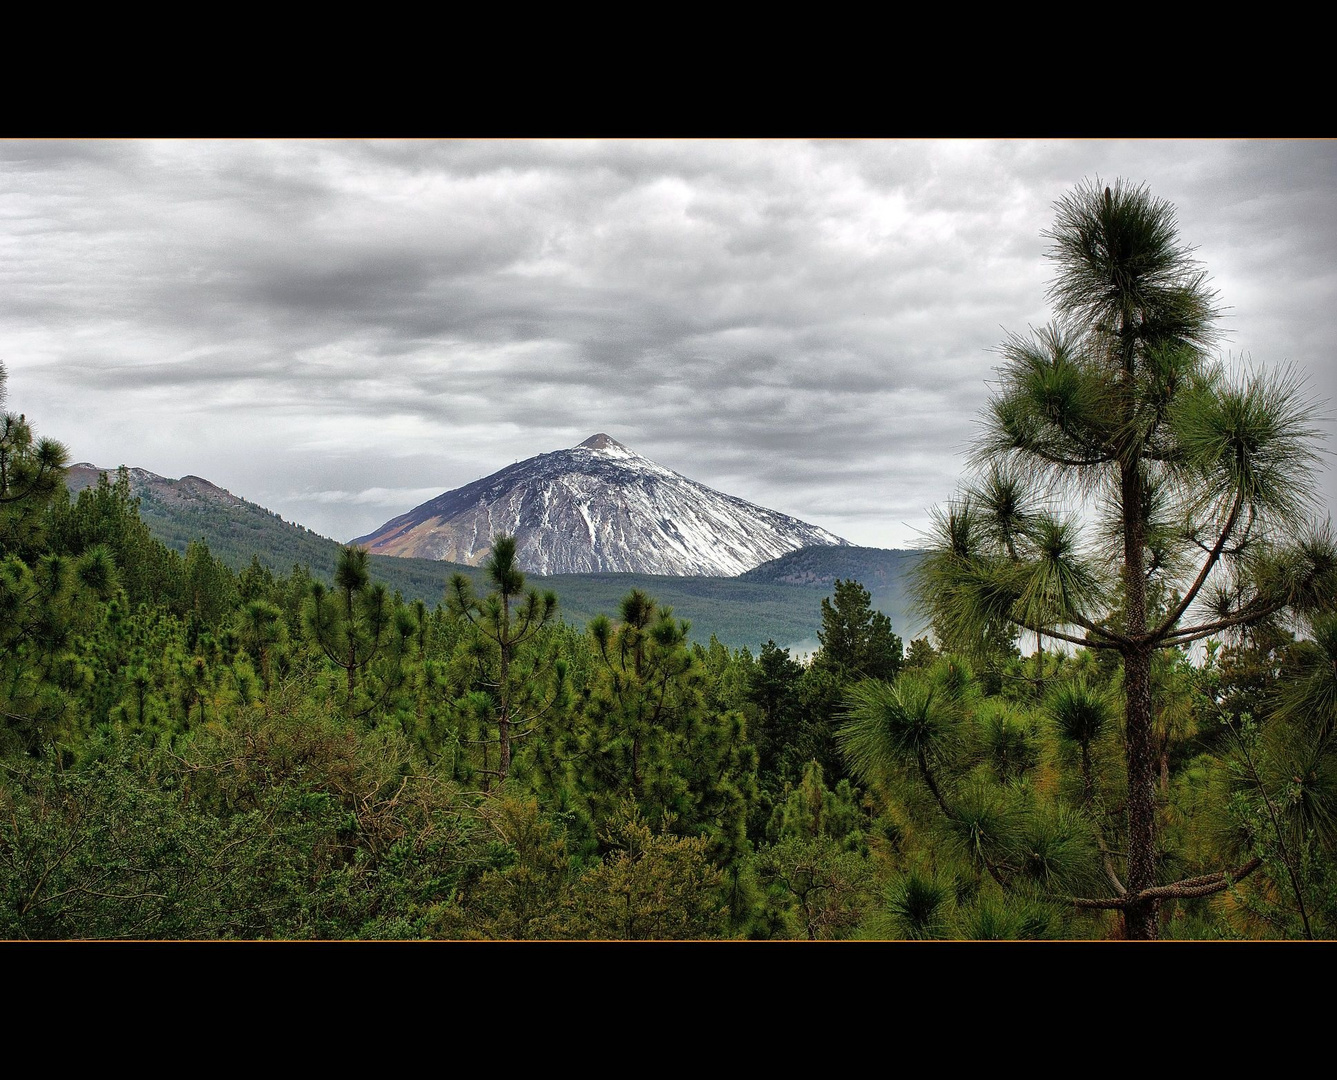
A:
[448,535,558,786]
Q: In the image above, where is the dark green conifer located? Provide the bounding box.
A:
[448,535,558,786]
[811,578,903,682]
[304,544,391,715]
[912,178,1335,937]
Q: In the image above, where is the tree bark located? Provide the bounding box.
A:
[1122,646,1159,938]
[498,591,512,783]
[1121,452,1159,939]
[345,584,357,714]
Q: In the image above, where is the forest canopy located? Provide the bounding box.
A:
[2,179,1334,940]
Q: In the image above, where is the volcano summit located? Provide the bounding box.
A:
[351,434,847,576]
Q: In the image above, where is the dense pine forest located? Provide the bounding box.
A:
[4,179,1336,940]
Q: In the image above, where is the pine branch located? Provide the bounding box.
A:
[1138,858,1263,900]
[1070,856,1262,909]
[1160,600,1285,647]
[1150,489,1244,643]
[1051,626,1114,649]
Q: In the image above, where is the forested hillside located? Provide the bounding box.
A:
[67,464,340,572]
[5,382,1334,939]
[739,545,922,637]
[63,466,911,650]
[6,178,1336,941]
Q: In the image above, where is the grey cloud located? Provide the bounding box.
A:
[3,139,1333,550]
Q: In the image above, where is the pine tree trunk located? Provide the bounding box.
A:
[345,585,357,714]
[498,592,511,783]
[1123,645,1159,939]
[1121,455,1159,939]
[498,692,510,781]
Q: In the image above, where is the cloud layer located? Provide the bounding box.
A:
[3,139,1333,548]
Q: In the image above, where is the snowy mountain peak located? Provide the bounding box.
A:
[351,437,848,576]
[577,432,629,451]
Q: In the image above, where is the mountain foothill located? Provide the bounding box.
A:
[64,435,918,649]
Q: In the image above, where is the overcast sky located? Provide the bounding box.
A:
[2,139,1334,549]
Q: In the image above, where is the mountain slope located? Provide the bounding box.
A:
[739,544,926,639]
[352,433,847,576]
[65,464,346,576]
[739,544,923,590]
[63,466,917,649]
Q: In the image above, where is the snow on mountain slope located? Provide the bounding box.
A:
[350,433,847,576]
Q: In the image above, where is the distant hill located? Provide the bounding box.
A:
[64,462,484,593]
[739,545,926,639]
[64,466,920,651]
[536,572,840,651]
[66,464,363,580]
[740,544,922,590]
[351,433,846,576]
